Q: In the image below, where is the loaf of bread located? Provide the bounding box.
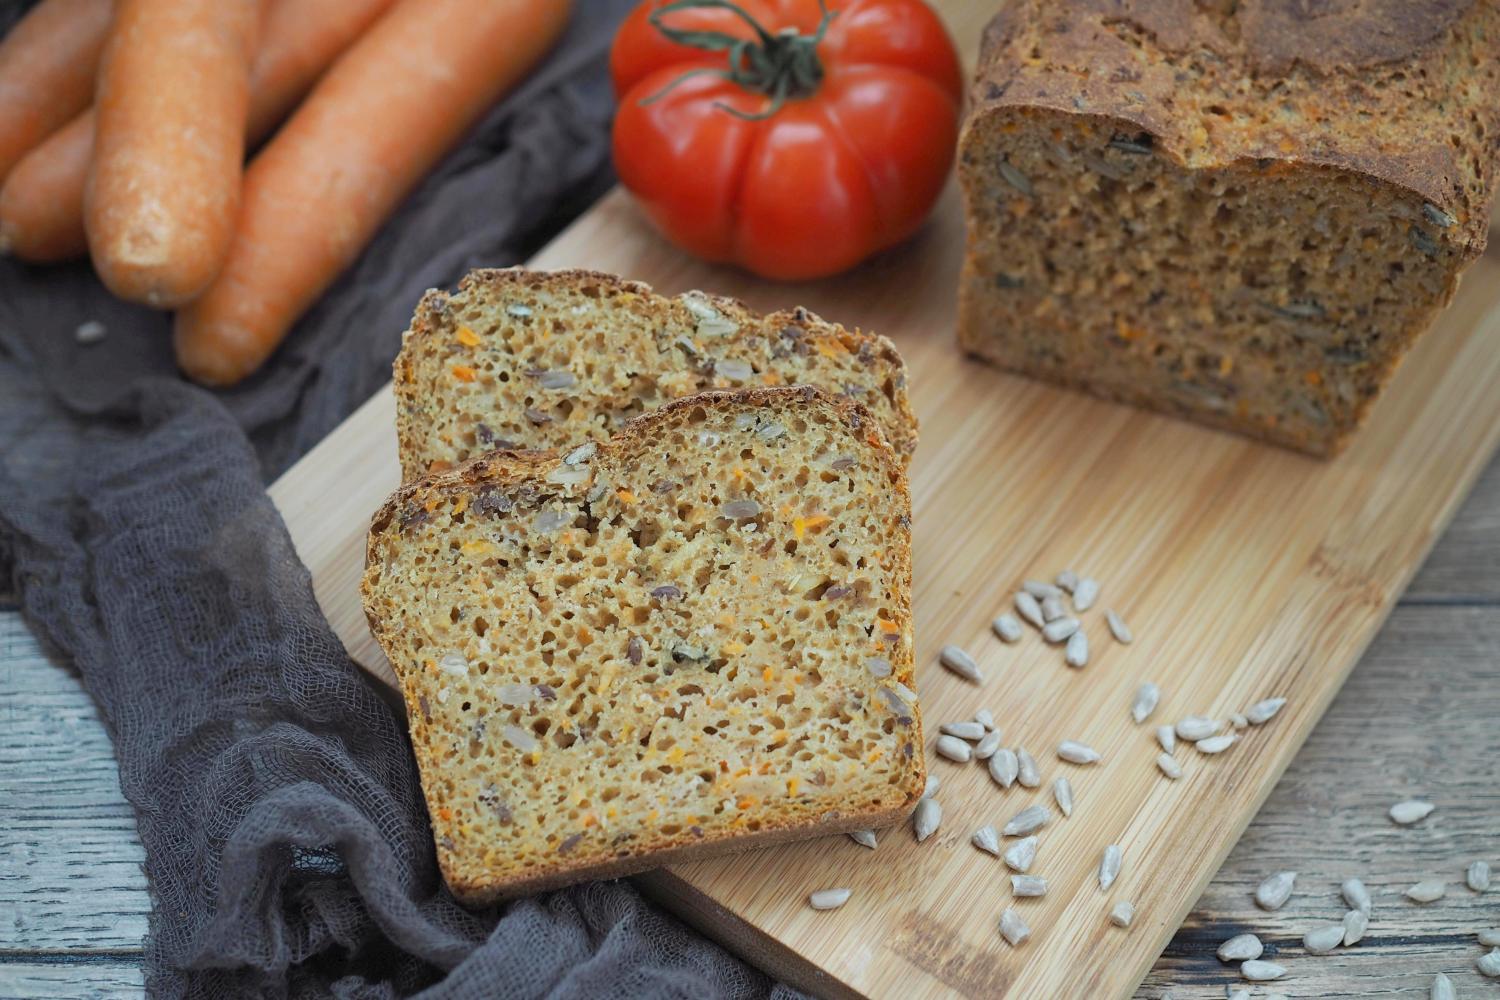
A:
[394,268,917,481]
[958,1,1499,456]
[362,386,921,902]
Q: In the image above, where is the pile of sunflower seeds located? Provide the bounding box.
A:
[989,572,1130,670]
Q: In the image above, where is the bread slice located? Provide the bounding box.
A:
[958,2,1498,456]
[362,385,921,903]
[393,268,917,481]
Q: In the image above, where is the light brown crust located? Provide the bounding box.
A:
[365,386,921,903]
[392,267,918,481]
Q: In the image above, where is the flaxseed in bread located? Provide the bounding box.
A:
[958,0,1499,456]
[362,386,921,903]
[393,268,917,481]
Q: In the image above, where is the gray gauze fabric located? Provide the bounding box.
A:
[0,3,805,997]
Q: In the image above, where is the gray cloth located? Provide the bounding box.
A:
[0,3,802,997]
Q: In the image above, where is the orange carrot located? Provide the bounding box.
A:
[0,0,111,188]
[85,0,261,307]
[0,0,396,263]
[174,0,573,386]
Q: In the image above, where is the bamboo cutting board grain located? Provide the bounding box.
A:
[267,9,1500,993]
[270,184,1500,998]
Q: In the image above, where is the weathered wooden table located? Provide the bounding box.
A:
[2,461,1497,999]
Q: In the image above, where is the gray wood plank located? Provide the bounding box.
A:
[0,618,149,955]
[0,961,144,999]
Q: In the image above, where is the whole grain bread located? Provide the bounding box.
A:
[958,0,1500,456]
[393,268,918,481]
[362,385,921,903]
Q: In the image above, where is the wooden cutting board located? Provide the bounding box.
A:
[267,9,1500,995]
[270,182,1500,997]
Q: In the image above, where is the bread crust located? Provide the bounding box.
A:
[364,386,921,903]
[971,1,1497,250]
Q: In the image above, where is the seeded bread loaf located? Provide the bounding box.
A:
[393,268,917,481]
[362,386,921,903]
[958,0,1499,456]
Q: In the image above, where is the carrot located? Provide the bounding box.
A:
[0,0,112,188]
[0,0,397,263]
[174,0,573,386]
[84,0,261,307]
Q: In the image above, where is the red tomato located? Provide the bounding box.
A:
[610,0,962,280]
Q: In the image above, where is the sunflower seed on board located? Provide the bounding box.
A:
[1024,579,1062,600]
[1481,929,1500,947]
[1246,697,1287,724]
[1342,907,1368,946]
[992,614,1023,642]
[1431,975,1456,1000]
[1004,836,1038,872]
[1227,990,1250,1000]
[1389,799,1435,825]
[939,644,984,683]
[1073,577,1100,611]
[936,735,973,763]
[1229,713,1249,730]
[1109,900,1135,928]
[809,888,852,910]
[1106,610,1133,644]
[1157,753,1183,779]
[1240,959,1287,982]
[975,709,996,731]
[1255,871,1297,910]
[1405,879,1446,903]
[1015,592,1046,629]
[1042,617,1081,643]
[989,749,1019,788]
[1467,859,1491,892]
[1057,570,1080,592]
[1004,804,1052,837]
[1017,748,1041,788]
[1058,740,1101,764]
[1176,716,1221,742]
[1217,933,1263,962]
[975,730,1004,760]
[1011,874,1047,897]
[848,829,877,849]
[1196,733,1237,754]
[1065,630,1089,668]
[999,908,1030,947]
[1480,949,1500,977]
[922,774,940,799]
[913,797,941,842]
[1342,877,1372,914]
[1131,683,1160,724]
[1099,845,1122,890]
[1304,923,1344,954]
[1040,593,1067,622]
[972,825,1001,856]
[941,721,988,741]
[1053,777,1074,817]
[1156,725,1177,754]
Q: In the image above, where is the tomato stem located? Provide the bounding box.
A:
[642,0,836,120]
